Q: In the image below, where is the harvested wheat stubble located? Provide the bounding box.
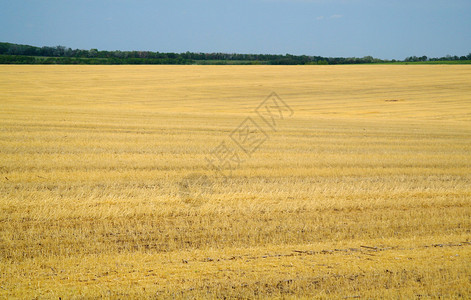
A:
[0,65,470,298]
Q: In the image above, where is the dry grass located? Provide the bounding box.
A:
[0,65,470,298]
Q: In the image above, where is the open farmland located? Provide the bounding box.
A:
[0,65,470,298]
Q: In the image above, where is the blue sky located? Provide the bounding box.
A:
[1,0,470,59]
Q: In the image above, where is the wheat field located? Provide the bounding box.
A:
[0,65,470,298]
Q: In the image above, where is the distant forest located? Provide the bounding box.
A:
[1,42,470,65]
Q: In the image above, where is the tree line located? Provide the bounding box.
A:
[0,42,469,65]
[404,54,471,62]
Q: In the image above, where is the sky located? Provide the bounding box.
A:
[0,0,470,60]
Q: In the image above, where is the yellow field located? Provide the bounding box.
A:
[0,65,470,298]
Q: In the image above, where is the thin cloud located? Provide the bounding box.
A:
[317,14,343,20]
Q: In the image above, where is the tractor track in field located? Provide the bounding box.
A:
[178,241,471,264]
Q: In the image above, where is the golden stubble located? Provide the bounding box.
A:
[0,65,470,298]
